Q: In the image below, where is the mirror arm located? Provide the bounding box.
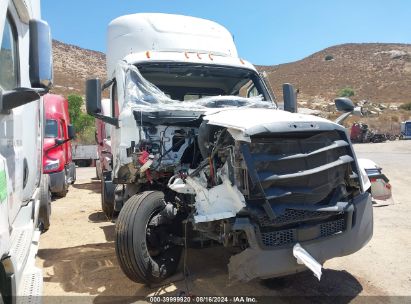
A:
[102,78,115,91]
[335,112,353,125]
[0,87,48,114]
[45,139,70,153]
[93,113,119,127]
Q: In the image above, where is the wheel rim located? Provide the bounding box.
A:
[144,205,182,277]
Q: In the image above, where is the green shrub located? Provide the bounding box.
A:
[325,54,334,61]
[68,94,95,144]
[399,102,411,111]
[338,87,355,97]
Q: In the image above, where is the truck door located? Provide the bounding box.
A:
[0,5,42,224]
[0,9,24,224]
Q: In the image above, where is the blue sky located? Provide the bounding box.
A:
[42,0,411,65]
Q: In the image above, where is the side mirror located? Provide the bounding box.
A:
[29,19,53,89]
[334,97,363,125]
[283,83,297,113]
[86,79,102,115]
[55,138,65,145]
[86,79,118,126]
[68,124,75,140]
[335,97,355,113]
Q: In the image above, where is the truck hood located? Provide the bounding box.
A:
[203,108,346,136]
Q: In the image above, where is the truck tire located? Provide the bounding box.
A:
[115,191,183,285]
[54,170,69,198]
[54,182,67,198]
[95,160,101,180]
[38,174,51,232]
[70,163,76,185]
[101,178,115,219]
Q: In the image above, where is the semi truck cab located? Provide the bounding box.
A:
[86,13,373,285]
[43,94,76,197]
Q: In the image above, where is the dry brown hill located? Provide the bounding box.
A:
[259,43,411,105]
[50,40,106,97]
[51,40,411,108]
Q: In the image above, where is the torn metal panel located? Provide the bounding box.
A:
[227,128,251,142]
[169,164,246,223]
[187,174,246,223]
[293,243,322,281]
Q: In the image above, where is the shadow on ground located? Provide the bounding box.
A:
[38,243,146,304]
[72,181,101,194]
[38,243,368,303]
[88,212,108,223]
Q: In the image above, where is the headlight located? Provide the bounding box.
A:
[45,159,60,171]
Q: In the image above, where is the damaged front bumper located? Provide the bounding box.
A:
[228,192,373,282]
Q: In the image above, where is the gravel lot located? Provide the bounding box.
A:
[36,141,411,302]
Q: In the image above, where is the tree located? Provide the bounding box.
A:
[338,87,355,98]
[68,94,95,143]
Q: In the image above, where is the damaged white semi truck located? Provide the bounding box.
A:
[86,13,373,284]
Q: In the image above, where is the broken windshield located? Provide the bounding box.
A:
[116,61,276,112]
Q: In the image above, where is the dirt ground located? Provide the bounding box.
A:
[36,141,411,303]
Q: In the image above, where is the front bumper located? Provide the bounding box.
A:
[48,170,65,193]
[228,192,373,282]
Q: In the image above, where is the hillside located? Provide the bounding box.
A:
[51,40,106,97]
[51,40,411,108]
[259,43,411,105]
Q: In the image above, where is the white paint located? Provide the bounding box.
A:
[168,177,196,194]
[0,0,46,298]
[168,164,246,223]
[357,158,373,192]
[0,156,11,258]
[204,107,342,135]
[188,167,246,223]
[293,243,322,281]
[107,13,239,77]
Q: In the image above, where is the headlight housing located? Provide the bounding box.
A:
[44,159,60,171]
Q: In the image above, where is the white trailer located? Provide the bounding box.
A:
[72,144,98,167]
[0,0,52,302]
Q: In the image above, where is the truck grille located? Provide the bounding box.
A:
[320,218,346,237]
[258,216,347,248]
[257,209,340,227]
[241,130,358,207]
[260,229,296,247]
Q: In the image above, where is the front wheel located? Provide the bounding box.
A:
[101,178,116,219]
[115,191,183,285]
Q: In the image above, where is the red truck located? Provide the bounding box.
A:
[43,94,76,197]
